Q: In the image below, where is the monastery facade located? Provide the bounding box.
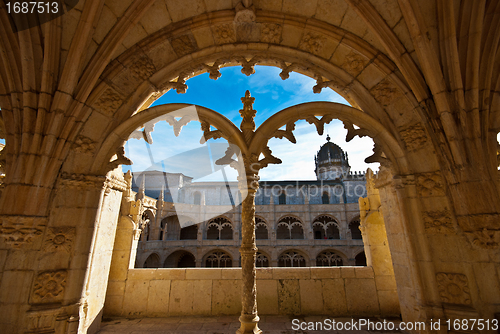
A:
[133,137,368,269]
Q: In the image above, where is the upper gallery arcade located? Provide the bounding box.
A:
[0,0,499,333]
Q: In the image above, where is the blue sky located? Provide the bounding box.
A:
[123,65,378,181]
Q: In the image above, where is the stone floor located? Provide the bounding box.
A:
[97,316,408,334]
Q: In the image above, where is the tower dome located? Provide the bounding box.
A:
[314,135,350,180]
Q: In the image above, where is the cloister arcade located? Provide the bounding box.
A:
[1,1,499,333]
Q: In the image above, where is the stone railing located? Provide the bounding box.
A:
[103,267,399,318]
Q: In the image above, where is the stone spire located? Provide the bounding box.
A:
[239,90,257,144]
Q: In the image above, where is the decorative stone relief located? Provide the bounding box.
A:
[365,143,390,166]
[423,210,454,233]
[107,146,132,172]
[26,310,58,333]
[261,23,282,44]
[93,87,123,116]
[465,228,500,249]
[31,270,68,304]
[58,172,106,190]
[272,122,297,144]
[170,34,198,57]
[43,227,75,253]
[0,216,47,247]
[416,172,445,197]
[200,120,223,144]
[342,51,369,75]
[212,23,236,44]
[73,135,96,154]
[400,123,428,151]
[305,115,333,135]
[370,79,400,106]
[436,273,472,306]
[129,56,156,80]
[299,32,326,55]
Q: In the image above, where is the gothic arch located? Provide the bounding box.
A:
[277,249,308,267]
[276,215,305,240]
[312,214,341,240]
[255,216,269,240]
[203,249,233,268]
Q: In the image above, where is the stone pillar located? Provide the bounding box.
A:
[237,174,262,334]
[358,170,399,316]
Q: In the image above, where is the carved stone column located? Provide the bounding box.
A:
[237,173,262,334]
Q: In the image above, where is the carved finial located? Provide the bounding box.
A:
[137,174,145,200]
[239,90,257,144]
[159,185,164,202]
[326,134,331,142]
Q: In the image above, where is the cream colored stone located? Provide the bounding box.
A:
[340,267,355,278]
[299,279,324,313]
[311,267,341,279]
[186,268,222,280]
[321,278,348,315]
[345,278,380,315]
[273,268,310,280]
[212,279,242,315]
[147,280,171,315]
[256,280,279,315]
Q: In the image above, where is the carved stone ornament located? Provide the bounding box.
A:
[423,210,454,233]
[400,123,428,151]
[212,23,236,44]
[170,34,198,57]
[43,227,76,252]
[466,228,500,249]
[93,87,123,116]
[58,172,106,190]
[299,32,326,55]
[26,309,59,333]
[261,23,282,44]
[436,272,472,306]
[32,270,68,304]
[342,51,368,75]
[370,79,401,106]
[0,216,47,247]
[416,172,445,197]
[129,56,156,80]
[73,135,96,154]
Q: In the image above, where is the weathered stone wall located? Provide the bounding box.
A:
[104,267,399,318]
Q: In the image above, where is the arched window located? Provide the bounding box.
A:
[205,250,232,268]
[255,217,268,240]
[143,253,160,268]
[164,250,196,268]
[256,252,269,267]
[206,217,233,240]
[312,215,340,239]
[276,216,304,239]
[355,251,367,266]
[316,251,344,266]
[164,216,180,240]
[349,218,362,239]
[180,224,198,240]
[278,192,286,205]
[140,213,151,242]
[322,192,329,204]
[193,191,201,205]
[278,250,306,267]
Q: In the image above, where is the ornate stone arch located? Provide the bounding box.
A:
[312,214,341,240]
[276,215,305,240]
[203,249,233,268]
[277,249,308,267]
[206,216,234,240]
[255,216,269,240]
